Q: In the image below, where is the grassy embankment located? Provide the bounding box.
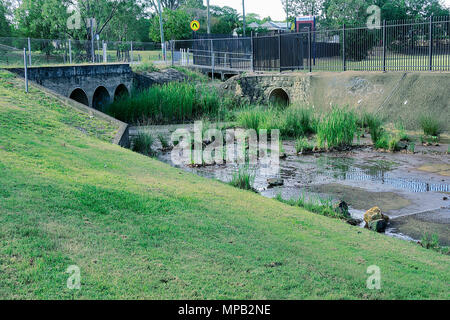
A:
[0,71,449,299]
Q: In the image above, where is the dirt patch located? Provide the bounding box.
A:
[309,183,411,212]
[390,208,450,246]
[416,164,450,177]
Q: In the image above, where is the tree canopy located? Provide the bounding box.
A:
[1,0,448,42]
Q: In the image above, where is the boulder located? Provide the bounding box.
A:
[267,178,284,188]
[368,219,387,233]
[364,206,390,232]
[346,218,363,226]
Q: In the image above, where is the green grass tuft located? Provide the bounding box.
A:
[317,108,357,149]
[229,166,255,191]
[132,132,155,156]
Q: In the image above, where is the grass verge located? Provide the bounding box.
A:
[0,71,449,299]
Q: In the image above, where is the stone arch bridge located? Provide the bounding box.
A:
[8,64,133,112]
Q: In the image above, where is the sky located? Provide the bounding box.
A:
[208,0,450,22]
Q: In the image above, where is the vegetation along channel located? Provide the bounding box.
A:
[108,67,450,255]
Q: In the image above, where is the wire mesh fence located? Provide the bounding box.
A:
[0,37,163,68]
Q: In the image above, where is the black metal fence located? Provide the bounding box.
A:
[171,16,450,72]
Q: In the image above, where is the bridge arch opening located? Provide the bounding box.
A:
[69,88,89,106]
[268,88,290,107]
[92,86,111,112]
[114,84,129,101]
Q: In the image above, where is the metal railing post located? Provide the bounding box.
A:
[130,41,134,63]
[210,39,214,78]
[278,32,281,72]
[23,48,28,93]
[342,24,346,71]
[27,37,32,66]
[383,20,386,72]
[308,28,312,72]
[103,40,107,63]
[187,48,190,66]
[69,39,72,64]
[250,31,254,72]
[428,16,433,71]
[171,40,174,66]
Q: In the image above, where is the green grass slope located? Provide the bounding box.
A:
[0,71,449,299]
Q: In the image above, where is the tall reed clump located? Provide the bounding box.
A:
[282,107,317,137]
[237,105,316,138]
[106,82,234,124]
[362,112,385,146]
[229,166,255,191]
[132,132,155,157]
[419,115,442,137]
[317,108,357,149]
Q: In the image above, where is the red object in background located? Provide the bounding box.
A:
[296,16,316,32]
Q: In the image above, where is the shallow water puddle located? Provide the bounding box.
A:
[157,145,450,245]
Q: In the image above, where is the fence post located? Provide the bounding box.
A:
[211,39,215,79]
[130,41,134,63]
[23,48,28,93]
[27,37,32,66]
[103,40,107,63]
[342,24,346,71]
[428,16,433,71]
[187,48,190,66]
[382,20,386,72]
[171,40,174,66]
[308,28,312,72]
[278,32,281,72]
[69,39,72,64]
[250,31,254,72]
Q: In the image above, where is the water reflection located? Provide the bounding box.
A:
[336,168,449,193]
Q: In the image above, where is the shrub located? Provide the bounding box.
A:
[133,62,159,73]
[229,166,255,191]
[132,132,155,156]
[317,108,357,149]
[420,115,442,137]
[295,137,313,154]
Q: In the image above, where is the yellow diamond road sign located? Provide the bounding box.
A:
[190,20,200,31]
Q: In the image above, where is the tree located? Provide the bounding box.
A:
[147,0,186,13]
[149,8,191,41]
[210,6,240,35]
[281,0,324,17]
[0,0,11,37]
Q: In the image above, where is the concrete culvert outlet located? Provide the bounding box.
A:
[69,88,89,106]
[114,84,129,101]
[269,88,290,107]
[92,86,111,112]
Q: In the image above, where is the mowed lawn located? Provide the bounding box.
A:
[0,71,448,300]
